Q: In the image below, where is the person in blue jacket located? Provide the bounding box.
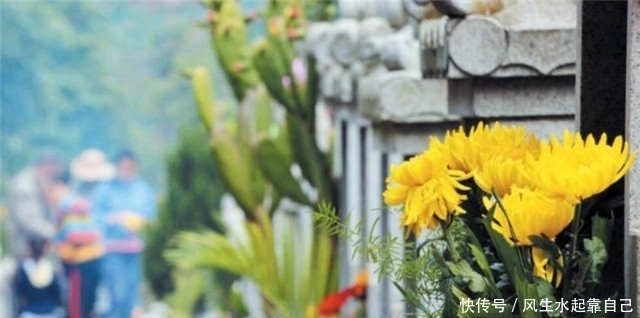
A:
[91,150,156,318]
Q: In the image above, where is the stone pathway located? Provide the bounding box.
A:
[0,256,176,318]
[139,302,171,318]
[0,256,17,318]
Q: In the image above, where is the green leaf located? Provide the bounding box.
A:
[190,66,216,132]
[520,282,541,318]
[466,244,491,280]
[210,135,261,218]
[254,86,274,136]
[482,205,525,285]
[165,268,207,318]
[446,260,487,294]
[450,283,470,302]
[583,237,608,283]
[286,114,332,202]
[165,213,338,318]
[431,247,450,271]
[254,138,313,206]
[211,0,260,100]
[532,276,562,317]
[467,243,502,298]
[251,39,295,111]
[393,281,431,314]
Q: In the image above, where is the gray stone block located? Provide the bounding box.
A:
[446,16,576,78]
[421,0,577,78]
[448,16,508,76]
[358,71,459,123]
[371,121,461,155]
[471,77,576,117]
[493,116,575,140]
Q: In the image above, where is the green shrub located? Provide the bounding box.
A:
[143,126,232,300]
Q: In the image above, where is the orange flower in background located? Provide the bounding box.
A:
[318,270,367,317]
[352,269,367,299]
[318,288,355,317]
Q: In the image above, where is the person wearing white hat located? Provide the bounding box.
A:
[69,149,116,197]
[49,148,114,318]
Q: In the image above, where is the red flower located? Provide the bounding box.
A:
[318,287,357,316]
[318,270,368,316]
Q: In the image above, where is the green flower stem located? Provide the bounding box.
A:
[416,236,444,257]
[492,192,529,280]
[562,203,582,300]
[443,221,461,262]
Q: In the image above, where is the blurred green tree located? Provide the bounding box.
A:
[143,126,234,302]
[1,1,120,170]
[0,1,234,189]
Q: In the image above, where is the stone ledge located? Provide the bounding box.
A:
[370,116,574,155]
[468,76,576,117]
[358,71,460,123]
[371,121,462,155]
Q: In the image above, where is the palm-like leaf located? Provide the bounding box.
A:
[166,208,335,318]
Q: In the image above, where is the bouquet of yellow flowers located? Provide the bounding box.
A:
[380,122,636,317]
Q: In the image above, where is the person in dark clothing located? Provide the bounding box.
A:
[13,235,63,318]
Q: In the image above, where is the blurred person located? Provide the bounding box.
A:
[68,148,114,316]
[7,151,62,318]
[69,149,116,198]
[49,172,104,318]
[7,151,62,261]
[91,150,156,318]
[13,234,63,318]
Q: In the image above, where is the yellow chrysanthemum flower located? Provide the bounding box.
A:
[473,157,532,197]
[532,246,563,287]
[442,122,540,173]
[383,144,469,235]
[480,122,541,161]
[527,131,636,205]
[441,126,479,173]
[484,187,574,246]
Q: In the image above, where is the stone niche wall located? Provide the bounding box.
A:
[578,0,640,314]
[303,0,640,315]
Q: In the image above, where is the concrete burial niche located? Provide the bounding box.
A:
[575,1,640,315]
[577,0,640,315]
[306,0,640,316]
[627,0,640,311]
[350,0,578,155]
